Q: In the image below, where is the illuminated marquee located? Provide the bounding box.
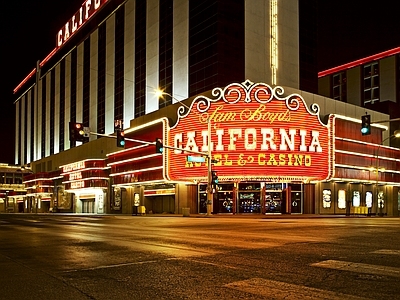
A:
[56,0,108,48]
[60,159,108,190]
[167,80,334,182]
[62,161,85,173]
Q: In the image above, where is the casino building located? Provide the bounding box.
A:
[13,0,400,215]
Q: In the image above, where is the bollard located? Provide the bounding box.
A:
[182,207,190,217]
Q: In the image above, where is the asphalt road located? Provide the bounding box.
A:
[1,213,400,300]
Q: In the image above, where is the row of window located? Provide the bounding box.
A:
[0,173,24,185]
[331,62,380,104]
[17,0,247,166]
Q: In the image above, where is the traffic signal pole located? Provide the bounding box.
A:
[206,119,213,216]
[87,101,215,216]
[155,89,214,215]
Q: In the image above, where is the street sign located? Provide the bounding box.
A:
[187,156,206,163]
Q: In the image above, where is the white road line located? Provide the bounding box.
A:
[60,260,160,273]
[372,249,400,255]
[311,260,400,278]
[225,278,370,300]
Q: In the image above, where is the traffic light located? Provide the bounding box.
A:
[155,138,163,153]
[361,114,371,135]
[117,130,125,148]
[69,122,85,142]
[211,171,218,188]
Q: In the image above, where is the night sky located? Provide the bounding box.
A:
[2,1,400,165]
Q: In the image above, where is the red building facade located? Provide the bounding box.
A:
[105,81,400,216]
[21,81,400,216]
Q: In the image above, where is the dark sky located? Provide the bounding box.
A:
[2,1,400,165]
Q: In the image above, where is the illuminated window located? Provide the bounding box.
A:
[114,6,125,121]
[83,37,91,136]
[363,62,379,104]
[332,72,346,102]
[366,191,373,208]
[59,59,66,152]
[41,77,47,158]
[338,189,346,209]
[322,189,331,208]
[134,0,147,118]
[352,191,360,207]
[97,23,106,135]
[70,48,78,148]
[158,0,173,109]
[50,69,55,154]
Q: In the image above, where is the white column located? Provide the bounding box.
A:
[105,15,116,134]
[145,0,159,114]
[124,0,135,127]
[172,0,189,101]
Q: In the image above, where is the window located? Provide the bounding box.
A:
[114,6,125,121]
[363,62,379,104]
[158,0,173,109]
[332,72,347,102]
[97,23,106,135]
[134,0,147,118]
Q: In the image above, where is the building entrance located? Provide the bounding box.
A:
[291,191,302,214]
[265,183,283,214]
[238,183,261,213]
[215,183,234,213]
[82,199,95,213]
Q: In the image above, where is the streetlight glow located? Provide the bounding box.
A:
[154,87,213,216]
[154,88,165,99]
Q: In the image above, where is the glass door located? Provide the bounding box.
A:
[238,183,261,213]
[216,183,234,213]
[198,184,208,214]
[265,183,283,214]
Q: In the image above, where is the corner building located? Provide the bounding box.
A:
[14,1,400,216]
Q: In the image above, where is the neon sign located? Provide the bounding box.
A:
[167,80,334,182]
[56,0,108,48]
[62,161,85,173]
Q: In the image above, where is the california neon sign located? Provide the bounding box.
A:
[56,0,108,48]
[167,80,334,182]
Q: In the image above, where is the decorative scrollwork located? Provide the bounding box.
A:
[195,98,212,114]
[175,79,323,126]
[310,103,320,115]
[223,83,247,104]
[284,95,301,111]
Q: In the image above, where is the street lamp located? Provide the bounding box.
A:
[375,129,400,216]
[155,88,214,216]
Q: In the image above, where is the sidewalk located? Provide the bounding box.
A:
[140,213,379,219]
[2,212,387,219]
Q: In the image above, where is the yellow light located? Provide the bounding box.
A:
[154,88,165,99]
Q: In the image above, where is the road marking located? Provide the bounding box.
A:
[225,278,370,300]
[372,249,400,255]
[187,259,239,270]
[311,260,400,278]
[17,219,42,223]
[61,260,160,273]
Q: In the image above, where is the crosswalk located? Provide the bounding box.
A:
[225,278,370,300]
[311,259,400,278]
[225,249,400,299]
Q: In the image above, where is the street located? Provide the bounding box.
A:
[1,214,400,299]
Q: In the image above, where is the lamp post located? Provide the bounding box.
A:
[375,129,400,217]
[155,88,213,216]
